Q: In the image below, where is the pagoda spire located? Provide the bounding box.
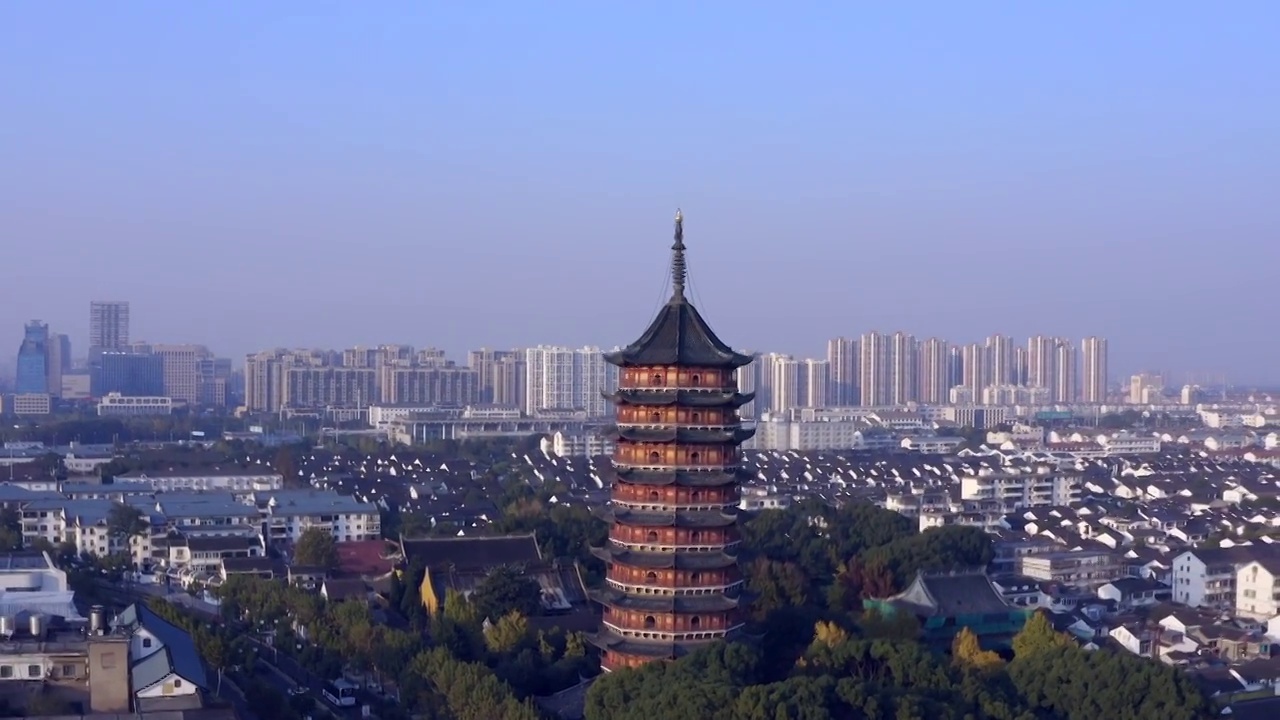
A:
[671,208,687,302]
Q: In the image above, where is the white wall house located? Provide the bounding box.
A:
[1171,548,1280,609]
[1236,559,1280,620]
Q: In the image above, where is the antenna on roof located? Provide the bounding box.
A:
[670,209,687,302]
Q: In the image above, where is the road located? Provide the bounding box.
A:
[246,636,364,720]
[91,578,359,719]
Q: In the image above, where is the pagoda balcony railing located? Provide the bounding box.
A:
[602,621,746,642]
[606,579,744,596]
[618,384,737,392]
[609,540,742,553]
[615,422,741,431]
[611,500,737,512]
[613,462,742,472]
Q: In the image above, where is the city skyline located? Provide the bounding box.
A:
[0,299,1258,389]
[4,5,1277,382]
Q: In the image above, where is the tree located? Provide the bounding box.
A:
[0,508,23,551]
[274,445,303,488]
[470,567,542,621]
[484,611,531,655]
[107,503,149,559]
[951,627,1003,674]
[293,527,338,569]
[1011,610,1072,658]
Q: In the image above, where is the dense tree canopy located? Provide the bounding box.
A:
[293,526,339,569]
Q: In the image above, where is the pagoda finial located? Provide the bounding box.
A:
[671,208,687,302]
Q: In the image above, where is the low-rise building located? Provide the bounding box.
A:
[115,469,284,496]
[1236,557,1280,620]
[1018,550,1122,589]
[253,489,381,543]
[97,393,174,416]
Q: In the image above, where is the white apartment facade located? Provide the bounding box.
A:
[1168,548,1277,609]
[1236,559,1280,620]
[115,470,284,496]
[959,466,1081,508]
[255,490,381,544]
[523,346,617,418]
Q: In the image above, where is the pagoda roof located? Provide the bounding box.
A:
[589,587,742,613]
[606,425,756,444]
[608,508,739,528]
[590,546,739,570]
[604,211,753,370]
[614,467,744,487]
[605,389,755,408]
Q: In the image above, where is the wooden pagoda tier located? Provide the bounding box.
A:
[589,210,756,672]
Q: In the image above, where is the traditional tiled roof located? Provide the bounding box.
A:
[401,533,542,570]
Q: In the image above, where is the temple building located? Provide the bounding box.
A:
[589,211,756,671]
[862,569,1032,646]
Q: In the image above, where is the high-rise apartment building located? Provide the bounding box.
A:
[15,321,49,395]
[735,354,760,419]
[468,348,523,404]
[960,343,986,402]
[380,364,479,406]
[89,301,130,352]
[152,344,206,403]
[825,337,858,406]
[46,333,71,398]
[916,337,950,405]
[1026,336,1055,391]
[523,346,616,418]
[1053,339,1078,404]
[1081,336,1108,404]
[888,331,917,405]
[986,334,1014,387]
[803,359,830,408]
[196,357,233,407]
[858,332,890,406]
[93,352,164,397]
[1012,346,1028,386]
[767,355,801,413]
[283,367,378,408]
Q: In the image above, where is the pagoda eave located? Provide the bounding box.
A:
[614,468,745,487]
[590,546,740,570]
[608,509,740,528]
[606,425,757,444]
[589,588,742,613]
[604,389,756,408]
[587,630,684,659]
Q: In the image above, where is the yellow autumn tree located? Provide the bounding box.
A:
[812,620,850,649]
[484,610,531,655]
[951,627,1004,674]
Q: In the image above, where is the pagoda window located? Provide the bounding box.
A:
[690,616,701,628]
[691,490,702,502]
[646,531,659,543]
[690,374,701,386]
[650,411,662,423]
[644,615,656,629]
[648,451,661,463]
[691,412,702,423]
[645,571,658,584]
[651,373,663,386]
[690,530,702,543]
[690,571,702,583]
[689,451,702,464]
[648,490,660,501]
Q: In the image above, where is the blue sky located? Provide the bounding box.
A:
[2,2,1277,382]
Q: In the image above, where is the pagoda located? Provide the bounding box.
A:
[589,210,756,671]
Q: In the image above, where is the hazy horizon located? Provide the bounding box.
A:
[3,4,1277,383]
